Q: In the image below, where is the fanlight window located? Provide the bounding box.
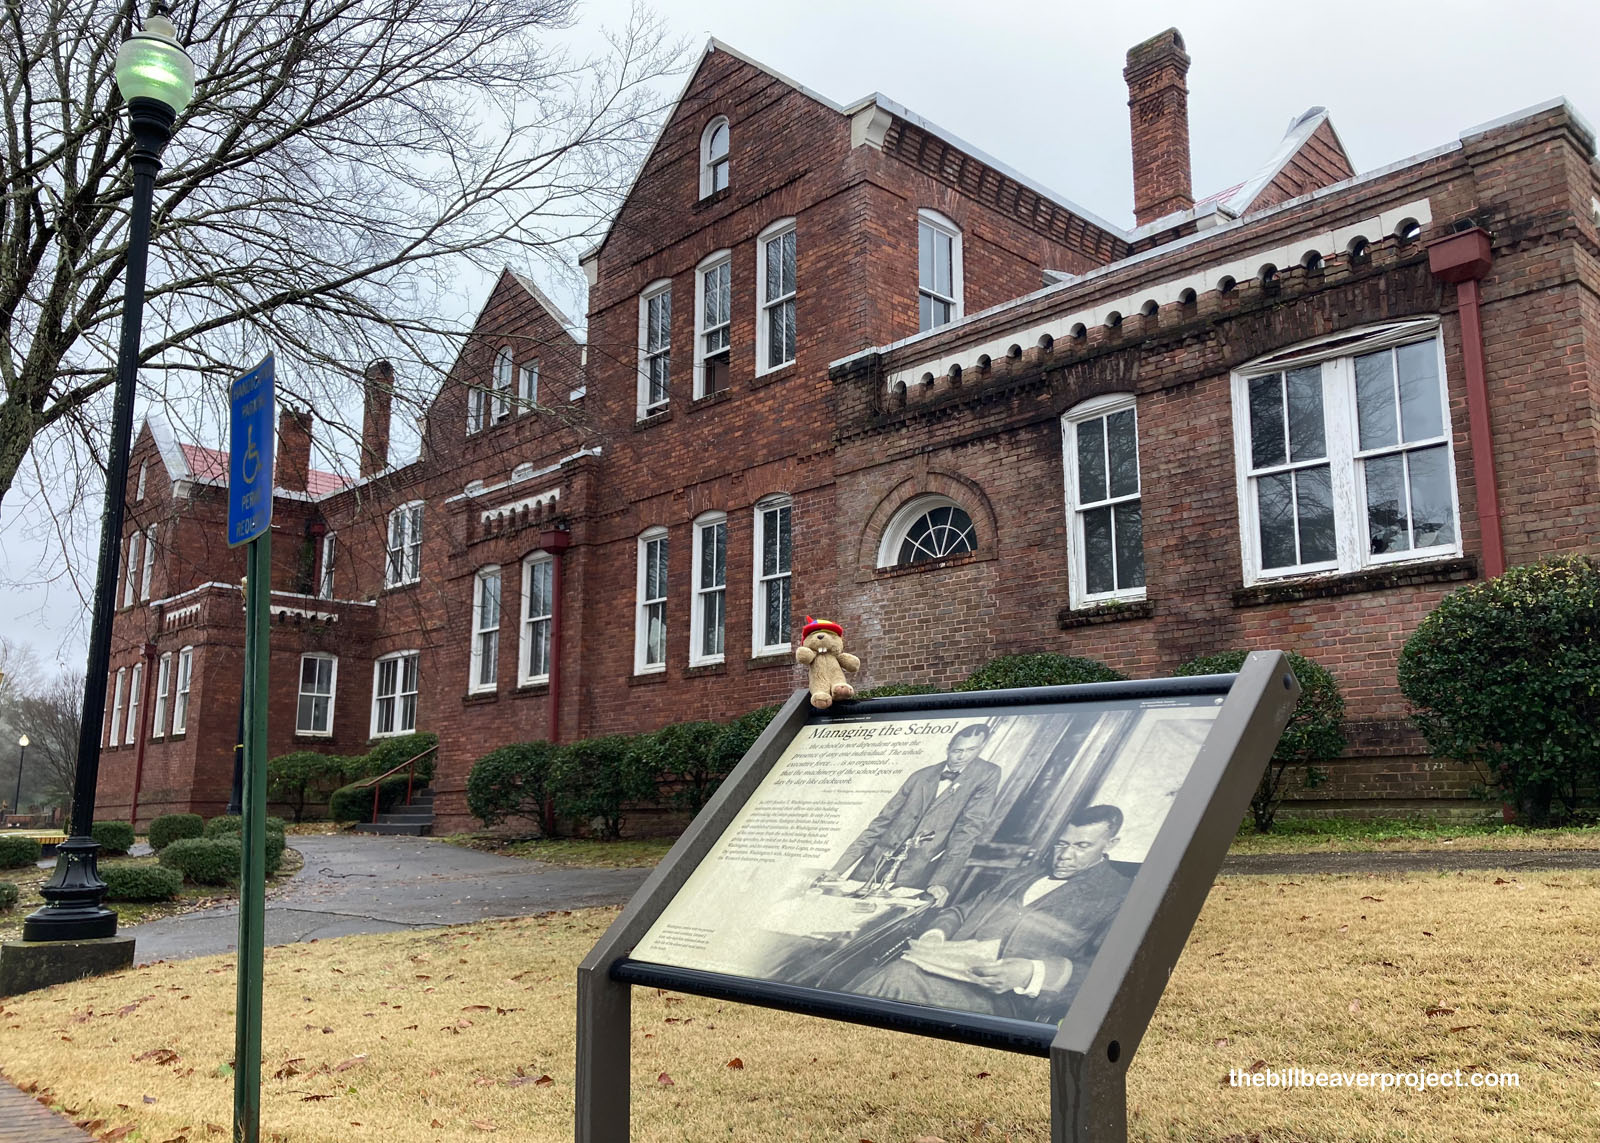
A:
[881,495,978,567]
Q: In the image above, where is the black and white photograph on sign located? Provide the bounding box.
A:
[630,695,1223,1027]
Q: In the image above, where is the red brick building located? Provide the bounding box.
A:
[97,32,1600,829]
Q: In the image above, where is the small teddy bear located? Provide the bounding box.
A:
[795,616,861,709]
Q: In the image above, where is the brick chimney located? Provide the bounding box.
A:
[277,408,312,493]
[361,359,394,478]
[1125,28,1194,227]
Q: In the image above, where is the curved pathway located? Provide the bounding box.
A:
[123,833,650,965]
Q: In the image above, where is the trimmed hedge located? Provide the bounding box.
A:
[1176,650,1345,832]
[360,733,439,780]
[91,821,136,855]
[0,882,17,910]
[957,654,1127,691]
[1399,555,1600,825]
[466,741,557,827]
[204,815,287,839]
[101,864,183,903]
[642,721,726,815]
[709,705,780,784]
[851,683,943,699]
[329,736,439,823]
[158,837,242,885]
[148,813,204,852]
[0,835,42,869]
[267,750,355,821]
[549,735,660,840]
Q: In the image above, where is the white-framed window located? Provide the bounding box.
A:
[124,662,143,745]
[520,552,553,685]
[493,347,514,424]
[690,512,727,665]
[122,532,142,608]
[140,524,156,601]
[700,116,730,198]
[695,252,732,398]
[172,646,193,734]
[757,220,797,374]
[519,361,539,407]
[918,209,963,332]
[136,461,148,501]
[878,494,979,568]
[297,653,337,736]
[1232,321,1459,585]
[1063,394,1145,608]
[109,667,127,747]
[371,651,420,737]
[317,532,336,600]
[385,502,423,587]
[467,381,487,435]
[753,494,792,655]
[638,280,672,418]
[470,566,501,693]
[152,653,171,739]
[635,527,669,674]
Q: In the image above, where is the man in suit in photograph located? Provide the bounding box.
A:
[846,804,1133,1024]
[824,723,1001,906]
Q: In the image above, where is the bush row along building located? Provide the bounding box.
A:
[98,30,1600,831]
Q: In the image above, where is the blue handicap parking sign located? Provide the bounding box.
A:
[228,355,276,547]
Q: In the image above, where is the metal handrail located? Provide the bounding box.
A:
[354,743,438,824]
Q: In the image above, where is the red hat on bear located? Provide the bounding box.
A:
[800,616,844,641]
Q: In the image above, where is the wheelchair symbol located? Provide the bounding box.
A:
[241,425,262,485]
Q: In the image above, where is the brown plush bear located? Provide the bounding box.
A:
[795,616,861,709]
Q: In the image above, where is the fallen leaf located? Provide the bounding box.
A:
[912,1136,948,1142]
[1214,1037,1229,1049]
[274,1059,306,1079]
[1348,1000,1361,1014]
[657,1072,674,1086]
[334,1055,368,1072]
[471,1120,497,1132]
[143,1094,158,1104]
[430,1120,443,1129]
[1425,1006,1456,1018]
[1449,1025,1479,1033]
[300,1094,334,1102]
[974,1071,990,1079]
[1248,1059,1267,1073]
[133,1049,180,1066]
[1359,896,1384,902]
[726,1058,744,1069]
[535,1075,553,1086]
[462,1005,492,1013]
[104,1128,139,1141]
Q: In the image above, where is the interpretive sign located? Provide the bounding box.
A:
[578,652,1301,1143]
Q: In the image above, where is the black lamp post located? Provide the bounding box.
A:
[24,7,195,942]
[12,735,27,825]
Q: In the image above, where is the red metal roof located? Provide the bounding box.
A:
[180,443,349,496]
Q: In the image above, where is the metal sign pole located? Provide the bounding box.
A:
[233,536,270,1143]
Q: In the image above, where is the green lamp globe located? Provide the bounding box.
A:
[114,13,196,114]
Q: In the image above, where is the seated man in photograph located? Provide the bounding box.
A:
[822,723,1000,906]
[846,804,1132,1024]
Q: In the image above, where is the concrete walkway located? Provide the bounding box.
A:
[123,833,651,965]
[0,1081,94,1141]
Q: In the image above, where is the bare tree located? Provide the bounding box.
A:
[8,671,83,814]
[0,0,680,513]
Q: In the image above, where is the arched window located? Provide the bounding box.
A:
[879,495,978,567]
[700,117,730,198]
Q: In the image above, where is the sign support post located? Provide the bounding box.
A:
[227,355,275,1143]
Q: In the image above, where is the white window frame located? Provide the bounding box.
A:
[140,524,156,601]
[634,527,669,675]
[638,279,672,419]
[370,650,420,738]
[124,662,143,745]
[690,511,727,666]
[519,552,553,686]
[467,381,487,435]
[297,653,338,737]
[519,360,539,408]
[172,646,193,735]
[122,532,141,608]
[694,251,732,399]
[318,532,336,600]
[756,219,797,376]
[877,494,979,568]
[1062,393,1146,610]
[493,347,514,424]
[699,116,730,198]
[752,494,793,656]
[917,209,964,332]
[1231,319,1461,586]
[385,501,423,588]
[109,668,127,747]
[152,652,171,739]
[470,565,502,694]
[136,461,148,502]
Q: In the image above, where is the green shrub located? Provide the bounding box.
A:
[264,830,286,876]
[204,815,287,839]
[641,721,727,815]
[1176,650,1346,832]
[957,653,1127,692]
[0,882,17,910]
[158,837,242,885]
[851,683,943,699]
[148,813,204,852]
[1399,555,1600,826]
[358,733,439,781]
[708,705,781,788]
[91,821,136,855]
[549,735,660,839]
[0,835,42,869]
[466,741,557,827]
[267,750,351,821]
[101,864,183,903]
[330,775,418,823]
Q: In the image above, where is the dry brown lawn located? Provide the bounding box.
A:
[0,870,1595,1142]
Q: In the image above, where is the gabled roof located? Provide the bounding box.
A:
[508,270,586,344]
[1223,107,1353,216]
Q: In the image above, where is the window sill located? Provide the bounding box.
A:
[694,186,732,210]
[749,648,793,668]
[628,671,668,687]
[1057,598,1155,630]
[684,661,726,679]
[752,361,794,389]
[169,732,187,742]
[634,408,673,431]
[872,550,986,579]
[1232,556,1477,609]
[383,581,419,593]
[294,732,334,742]
[689,389,733,412]
[511,681,550,698]
[462,690,499,706]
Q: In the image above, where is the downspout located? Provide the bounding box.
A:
[129,640,158,827]
[539,527,572,838]
[1427,226,1503,579]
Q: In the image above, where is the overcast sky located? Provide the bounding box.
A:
[2,0,1596,667]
